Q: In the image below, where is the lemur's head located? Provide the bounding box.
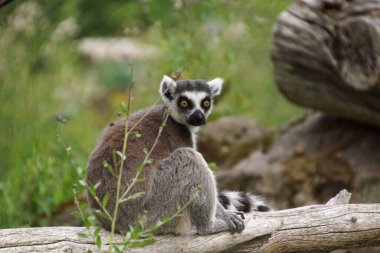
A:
[159,75,223,128]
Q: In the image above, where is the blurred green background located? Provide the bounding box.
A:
[0,0,302,228]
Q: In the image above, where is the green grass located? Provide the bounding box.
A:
[129,0,303,126]
[0,3,99,227]
[0,0,302,228]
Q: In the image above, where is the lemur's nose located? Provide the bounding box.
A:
[188,110,205,126]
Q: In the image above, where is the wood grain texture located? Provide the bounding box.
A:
[1,203,379,252]
[271,0,380,128]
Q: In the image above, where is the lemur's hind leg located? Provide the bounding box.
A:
[142,147,244,235]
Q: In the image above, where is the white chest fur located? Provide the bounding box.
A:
[188,126,200,150]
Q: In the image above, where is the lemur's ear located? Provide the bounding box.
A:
[207,77,223,96]
[159,75,177,102]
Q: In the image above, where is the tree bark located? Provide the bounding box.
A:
[1,191,379,253]
[271,0,380,129]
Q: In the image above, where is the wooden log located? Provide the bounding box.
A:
[1,191,380,253]
[271,0,380,129]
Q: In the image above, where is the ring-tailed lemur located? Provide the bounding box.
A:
[86,75,270,235]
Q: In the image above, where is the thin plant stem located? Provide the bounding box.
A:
[91,193,113,221]
[73,191,97,242]
[108,82,135,252]
[119,111,170,201]
[56,125,80,175]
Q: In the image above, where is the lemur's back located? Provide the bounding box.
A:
[86,105,193,232]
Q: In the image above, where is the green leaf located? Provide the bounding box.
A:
[130,131,141,138]
[103,161,117,178]
[94,182,101,190]
[124,231,131,241]
[101,193,110,208]
[162,214,171,222]
[94,209,111,221]
[143,232,154,239]
[119,101,129,115]
[76,166,83,176]
[77,232,89,239]
[93,227,101,238]
[208,162,219,172]
[72,185,78,195]
[151,220,164,231]
[144,158,154,165]
[176,203,181,212]
[80,203,88,211]
[135,164,144,174]
[143,148,148,156]
[133,178,144,183]
[83,217,91,229]
[88,185,97,198]
[141,238,155,247]
[129,239,155,248]
[113,245,122,253]
[88,215,97,222]
[78,179,87,187]
[130,228,141,239]
[95,235,102,250]
[119,192,144,203]
[116,151,126,160]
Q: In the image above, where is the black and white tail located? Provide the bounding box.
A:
[218,191,271,213]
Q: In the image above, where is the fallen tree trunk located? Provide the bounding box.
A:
[271,0,380,129]
[1,191,379,253]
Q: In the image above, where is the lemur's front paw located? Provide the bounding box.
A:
[223,210,245,234]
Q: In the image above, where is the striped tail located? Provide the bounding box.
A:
[218,191,271,213]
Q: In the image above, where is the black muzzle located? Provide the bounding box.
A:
[188,110,206,126]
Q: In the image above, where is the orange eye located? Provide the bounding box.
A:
[180,100,188,108]
[203,100,210,108]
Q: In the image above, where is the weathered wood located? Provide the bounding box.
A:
[1,192,379,253]
[325,189,351,205]
[271,0,380,129]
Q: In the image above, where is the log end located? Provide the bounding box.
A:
[334,17,380,91]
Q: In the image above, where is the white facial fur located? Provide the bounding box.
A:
[182,91,212,116]
[207,77,223,96]
[166,90,212,133]
[159,75,223,148]
[173,91,211,147]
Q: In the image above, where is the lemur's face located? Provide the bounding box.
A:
[159,76,223,128]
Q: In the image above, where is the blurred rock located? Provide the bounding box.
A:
[217,111,380,209]
[198,117,273,170]
[78,38,159,63]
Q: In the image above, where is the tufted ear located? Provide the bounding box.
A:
[159,75,177,102]
[207,77,223,96]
